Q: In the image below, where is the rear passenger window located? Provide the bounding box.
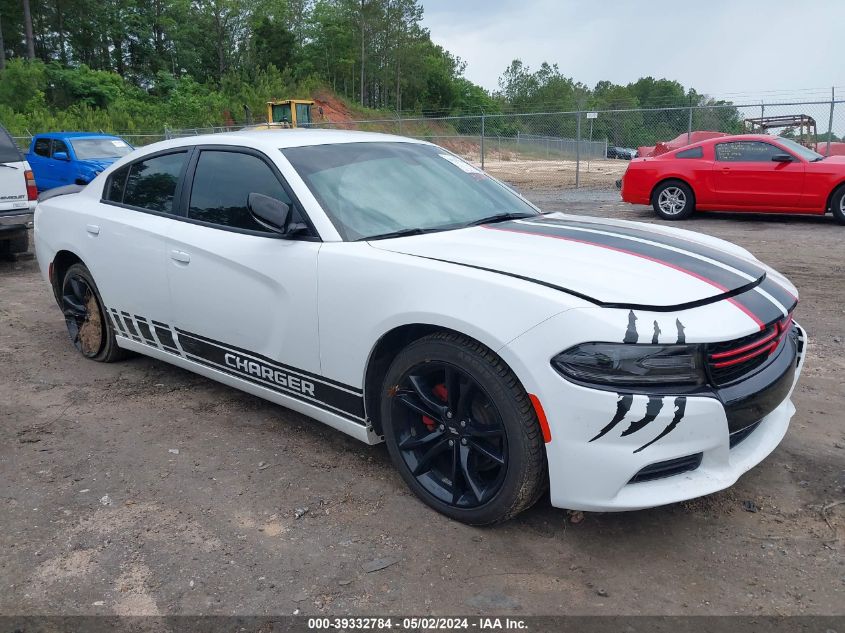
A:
[676,146,703,159]
[34,138,51,157]
[123,152,187,213]
[105,166,129,202]
[188,150,291,232]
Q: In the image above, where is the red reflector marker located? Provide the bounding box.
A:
[529,394,552,443]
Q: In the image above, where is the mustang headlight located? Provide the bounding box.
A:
[552,343,705,386]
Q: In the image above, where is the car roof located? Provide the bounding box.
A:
[139,128,429,153]
[36,132,123,139]
[665,134,782,153]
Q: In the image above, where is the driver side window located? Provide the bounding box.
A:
[715,142,782,162]
[51,139,69,158]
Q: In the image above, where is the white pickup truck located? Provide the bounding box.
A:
[0,126,37,256]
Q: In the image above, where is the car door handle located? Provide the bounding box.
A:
[170,250,191,264]
[86,224,100,236]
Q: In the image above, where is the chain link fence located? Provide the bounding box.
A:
[11,98,843,192]
[313,99,843,190]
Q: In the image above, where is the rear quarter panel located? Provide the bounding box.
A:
[622,147,716,206]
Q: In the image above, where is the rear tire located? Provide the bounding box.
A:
[0,230,29,257]
[831,186,845,225]
[61,263,128,362]
[652,180,695,220]
[380,331,547,525]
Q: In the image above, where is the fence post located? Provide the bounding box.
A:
[687,96,693,143]
[826,86,835,157]
[480,111,486,171]
[575,111,582,188]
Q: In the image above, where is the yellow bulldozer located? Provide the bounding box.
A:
[266,99,314,128]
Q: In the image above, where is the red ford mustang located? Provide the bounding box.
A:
[621,134,845,223]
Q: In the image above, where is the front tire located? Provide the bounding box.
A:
[831,185,845,225]
[380,332,546,525]
[61,263,127,362]
[652,180,695,220]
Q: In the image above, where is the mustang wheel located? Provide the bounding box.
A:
[652,180,695,220]
[61,263,126,362]
[381,332,546,524]
[831,186,845,225]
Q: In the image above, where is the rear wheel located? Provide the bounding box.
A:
[831,186,845,225]
[380,332,546,525]
[652,180,695,220]
[61,263,127,362]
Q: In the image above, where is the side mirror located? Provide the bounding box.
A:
[53,151,69,161]
[771,153,794,163]
[248,192,291,234]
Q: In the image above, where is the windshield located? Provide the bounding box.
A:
[69,137,133,160]
[281,142,538,240]
[776,136,824,162]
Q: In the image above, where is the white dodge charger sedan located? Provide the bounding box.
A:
[34,130,807,524]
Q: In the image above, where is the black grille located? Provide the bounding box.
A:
[629,453,703,484]
[707,315,792,386]
[729,421,762,448]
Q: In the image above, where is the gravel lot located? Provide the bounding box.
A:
[1,194,843,617]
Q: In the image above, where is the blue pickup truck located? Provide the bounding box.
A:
[26,132,133,191]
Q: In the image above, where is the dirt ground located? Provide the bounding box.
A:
[1,194,843,618]
[482,158,628,190]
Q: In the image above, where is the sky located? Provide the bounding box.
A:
[420,0,845,103]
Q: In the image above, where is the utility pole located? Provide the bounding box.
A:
[687,94,693,143]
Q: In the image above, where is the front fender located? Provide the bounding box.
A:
[316,242,586,389]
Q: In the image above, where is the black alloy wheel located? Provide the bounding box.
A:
[380,332,546,524]
[390,362,508,508]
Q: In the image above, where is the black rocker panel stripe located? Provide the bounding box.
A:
[176,331,365,422]
[175,328,363,394]
[134,317,157,345]
[120,311,140,338]
[153,325,178,351]
[108,309,125,334]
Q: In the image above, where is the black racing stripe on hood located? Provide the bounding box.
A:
[526,216,767,280]
[730,287,787,326]
[487,222,758,294]
[758,276,798,312]
[407,253,766,312]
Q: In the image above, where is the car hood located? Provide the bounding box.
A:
[369,213,789,311]
[77,158,119,171]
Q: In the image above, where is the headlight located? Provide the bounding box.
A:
[552,343,705,387]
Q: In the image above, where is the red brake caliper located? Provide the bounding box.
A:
[422,383,448,431]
